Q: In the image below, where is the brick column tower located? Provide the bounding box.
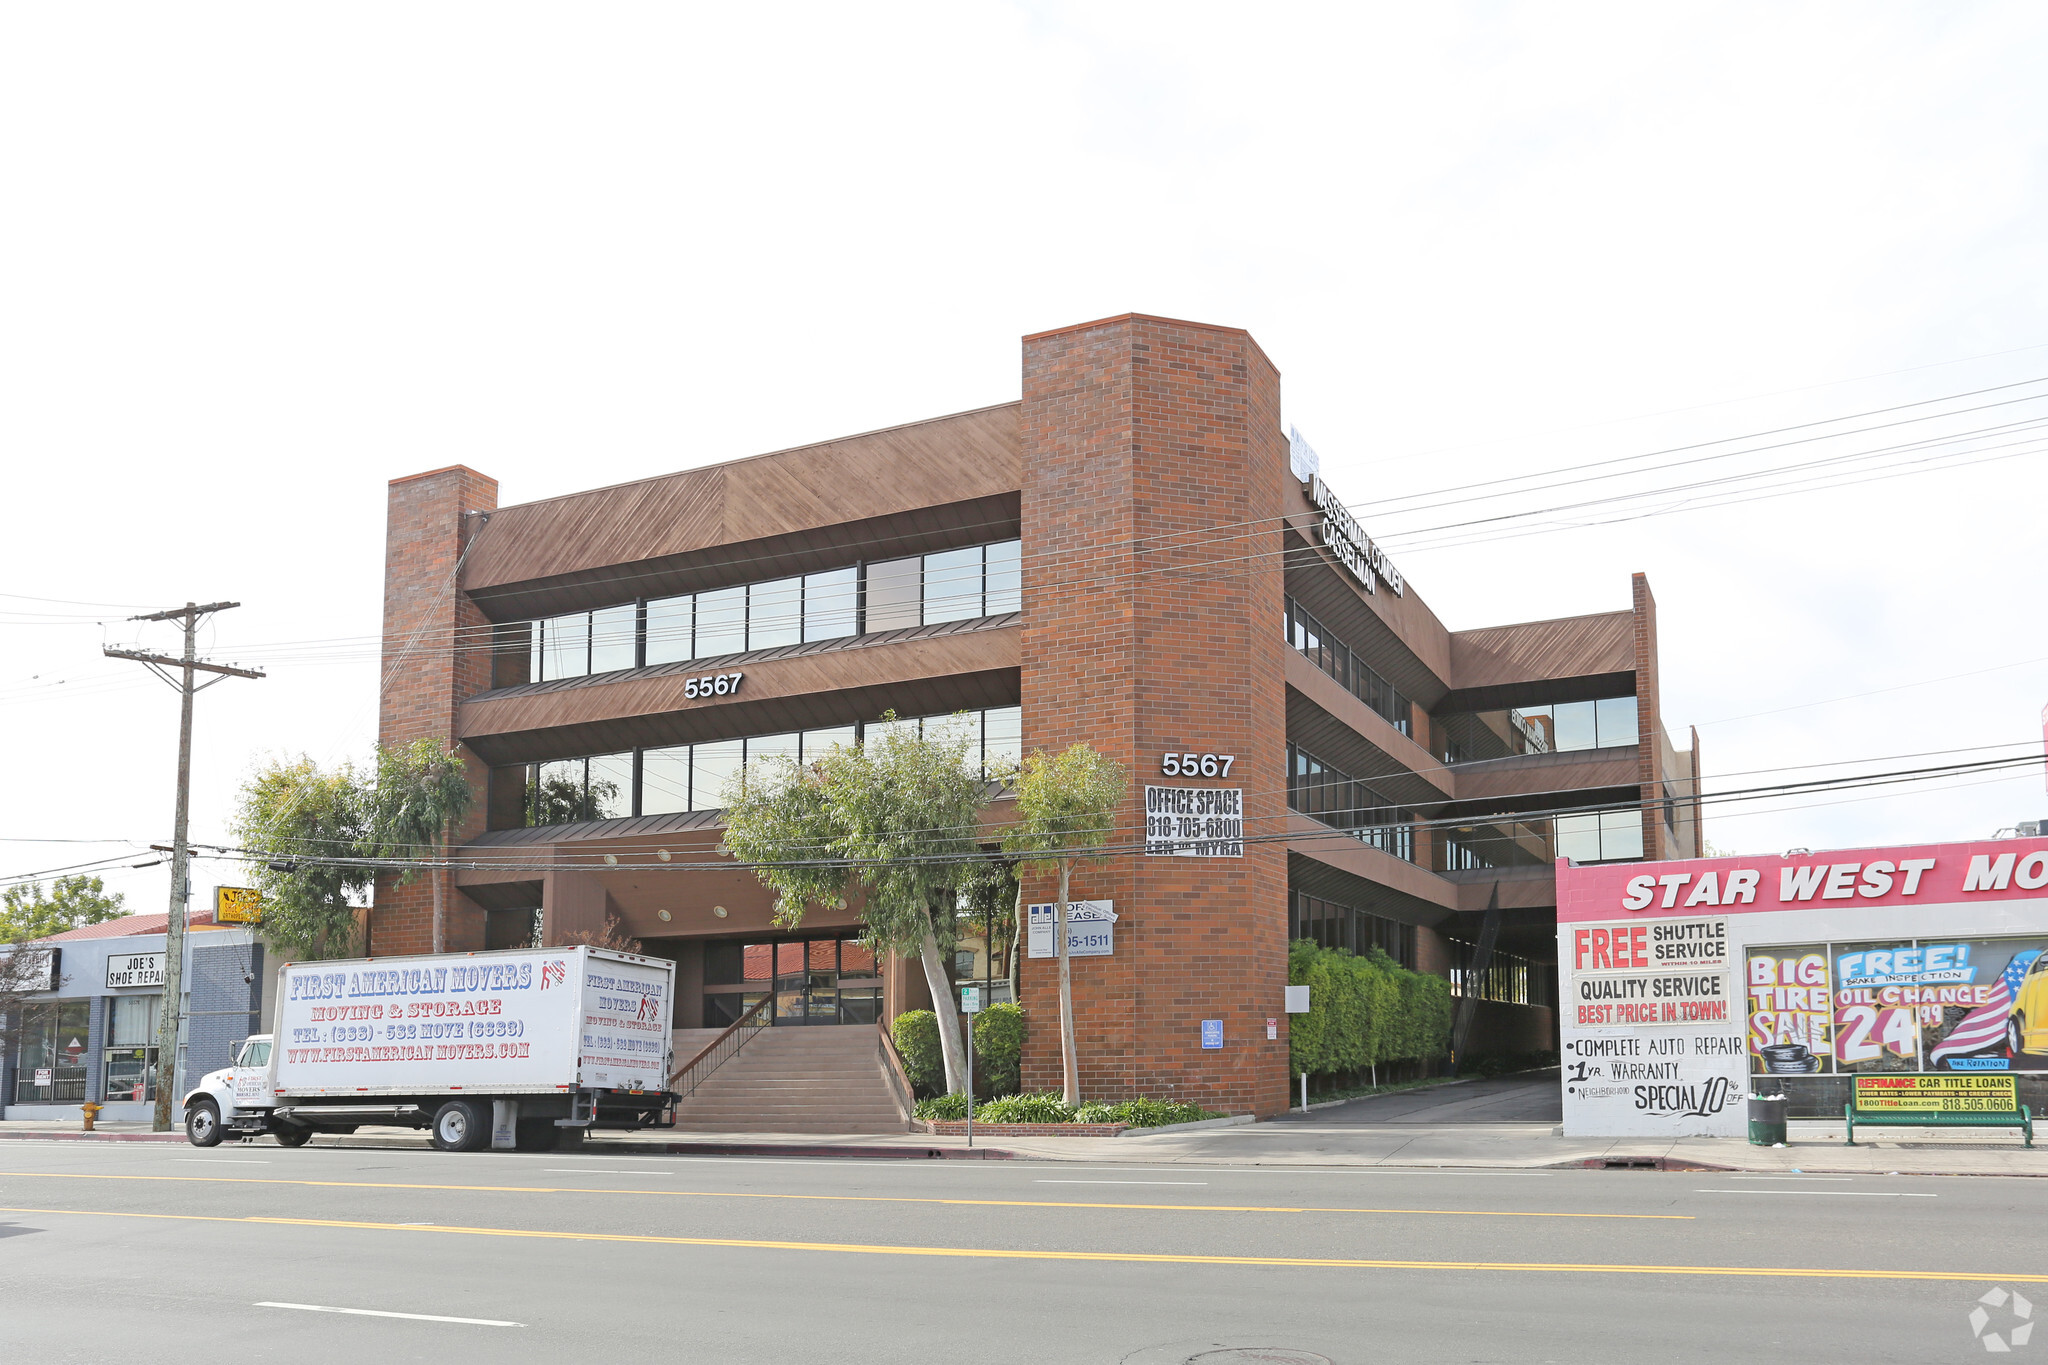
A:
[1017,315,1292,1118]
[1631,572,1666,862]
[374,465,499,957]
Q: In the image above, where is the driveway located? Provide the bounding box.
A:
[1266,1069,1563,1126]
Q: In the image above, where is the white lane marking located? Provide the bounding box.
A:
[174,1158,270,1165]
[542,1168,675,1175]
[1694,1189,1936,1197]
[1725,1175,1854,1181]
[257,1302,520,1326]
[1034,1179,1210,1186]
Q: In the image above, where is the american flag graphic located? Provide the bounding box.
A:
[1930,951,2041,1065]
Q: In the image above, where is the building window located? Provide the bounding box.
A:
[104,994,161,1102]
[520,706,1023,825]
[1437,695,1638,765]
[524,753,635,825]
[1283,597,1411,736]
[1289,891,1416,968]
[1554,810,1645,863]
[13,998,89,1104]
[1284,742,1416,863]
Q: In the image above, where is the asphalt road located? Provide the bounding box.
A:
[1,1137,2042,1363]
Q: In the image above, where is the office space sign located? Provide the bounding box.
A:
[106,952,166,989]
[1145,786,1245,857]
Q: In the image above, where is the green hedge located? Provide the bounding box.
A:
[1287,940,1452,1078]
[973,1003,1026,1096]
[892,1010,943,1094]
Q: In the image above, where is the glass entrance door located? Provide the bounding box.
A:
[704,937,881,1026]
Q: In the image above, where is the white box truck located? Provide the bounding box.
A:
[181,945,677,1152]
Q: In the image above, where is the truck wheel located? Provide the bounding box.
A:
[430,1100,487,1152]
[273,1128,313,1148]
[184,1099,224,1148]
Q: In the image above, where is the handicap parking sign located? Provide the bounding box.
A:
[1200,1019,1224,1049]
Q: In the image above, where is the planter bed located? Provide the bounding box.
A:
[920,1120,1129,1137]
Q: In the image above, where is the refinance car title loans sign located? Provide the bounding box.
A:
[1557,836,2048,1137]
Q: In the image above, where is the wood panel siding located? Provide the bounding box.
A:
[460,404,1023,619]
[1446,610,1634,695]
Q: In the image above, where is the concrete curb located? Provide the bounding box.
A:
[0,1129,186,1144]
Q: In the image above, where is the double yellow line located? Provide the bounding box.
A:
[0,1169,1688,1219]
[3,1205,2041,1282]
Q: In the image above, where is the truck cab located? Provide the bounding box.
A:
[183,1035,292,1147]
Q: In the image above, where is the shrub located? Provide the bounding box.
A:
[973,1002,1026,1097]
[975,1091,1076,1124]
[1074,1098,1211,1128]
[892,1010,943,1095]
[914,1092,971,1120]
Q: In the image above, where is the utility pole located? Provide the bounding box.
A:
[106,602,264,1132]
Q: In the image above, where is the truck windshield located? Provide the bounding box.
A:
[239,1040,270,1068]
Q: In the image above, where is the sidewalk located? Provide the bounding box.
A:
[3,1115,2039,1175]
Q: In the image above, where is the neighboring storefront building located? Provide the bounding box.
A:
[375,312,1703,1117]
[1,911,269,1122]
[1556,833,2048,1136]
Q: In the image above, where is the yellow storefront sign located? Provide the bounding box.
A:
[1853,1074,2017,1113]
[215,886,263,924]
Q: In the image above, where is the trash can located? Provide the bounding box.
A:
[1747,1092,1788,1146]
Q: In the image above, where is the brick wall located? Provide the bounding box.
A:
[1016,314,1292,1118]
[373,465,499,957]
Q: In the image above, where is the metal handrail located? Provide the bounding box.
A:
[668,994,772,1099]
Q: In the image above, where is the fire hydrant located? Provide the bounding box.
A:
[80,1101,103,1132]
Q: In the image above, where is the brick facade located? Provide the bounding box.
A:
[373,465,499,956]
[1016,315,1292,1118]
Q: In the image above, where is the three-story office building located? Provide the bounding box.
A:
[374,313,1700,1118]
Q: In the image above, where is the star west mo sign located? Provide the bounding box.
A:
[1026,901,1117,959]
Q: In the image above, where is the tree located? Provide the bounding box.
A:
[365,738,475,954]
[0,875,125,943]
[722,713,992,1095]
[235,756,374,960]
[1001,742,1129,1105]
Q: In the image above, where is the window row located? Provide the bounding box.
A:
[1283,597,1413,735]
[1290,891,1417,970]
[512,706,1023,826]
[1436,695,1638,765]
[1286,743,1416,863]
[1448,941,1553,1007]
[524,539,1022,682]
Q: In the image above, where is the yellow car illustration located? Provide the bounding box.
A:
[2011,950,2048,1056]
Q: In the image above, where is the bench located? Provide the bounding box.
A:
[1843,1102,2033,1147]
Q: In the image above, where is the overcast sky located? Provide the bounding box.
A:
[3,3,2044,911]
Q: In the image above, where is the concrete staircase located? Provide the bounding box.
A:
[670,1026,912,1134]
